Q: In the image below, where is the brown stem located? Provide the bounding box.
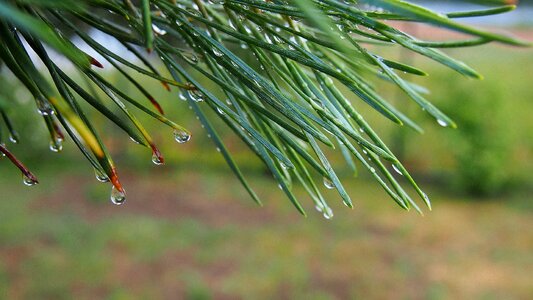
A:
[0,144,39,183]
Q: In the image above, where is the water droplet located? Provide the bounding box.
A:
[422,192,431,206]
[188,89,204,102]
[216,107,225,115]
[392,164,402,175]
[37,98,54,116]
[94,169,109,183]
[49,139,63,152]
[183,52,198,64]
[278,184,283,190]
[369,167,376,173]
[173,129,191,143]
[322,207,334,219]
[22,174,38,186]
[186,7,201,17]
[216,147,221,152]
[280,162,289,170]
[110,186,126,205]
[437,119,448,127]
[130,136,141,145]
[9,134,19,144]
[228,20,236,30]
[152,24,167,36]
[323,177,335,189]
[212,48,223,57]
[315,203,324,212]
[152,152,164,165]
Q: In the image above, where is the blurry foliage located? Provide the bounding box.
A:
[443,77,509,196]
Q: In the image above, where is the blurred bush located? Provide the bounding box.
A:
[441,76,510,196]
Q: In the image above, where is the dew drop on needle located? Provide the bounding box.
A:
[110,186,126,206]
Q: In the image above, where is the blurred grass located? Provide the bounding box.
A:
[0,166,531,299]
[0,35,532,299]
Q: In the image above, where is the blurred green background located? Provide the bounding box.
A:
[0,20,532,300]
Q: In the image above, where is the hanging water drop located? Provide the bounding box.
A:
[37,98,54,116]
[392,164,403,175]
[152,24,167,36]
[110,186,126,205]
[188,89,204,102]
[315,203,324,212]
[130,136,141,145]
[9,134,19,144]
[37,106,53,116]
[437,119,448,127]
[212,48,223,57]
[152,152,164,165]
[49,139,63,153]
[22,174,38,186]
[323,177,335,189]
[422,192,431,207]
[183,52,198,64]
[94,168,110,183]
[173,129,191,143]
[322,207,334,220]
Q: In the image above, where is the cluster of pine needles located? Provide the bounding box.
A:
[0,0,529,217]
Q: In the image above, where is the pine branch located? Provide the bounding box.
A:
[0,0,529,217]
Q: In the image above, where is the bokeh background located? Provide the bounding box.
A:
[0,2,532,299]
